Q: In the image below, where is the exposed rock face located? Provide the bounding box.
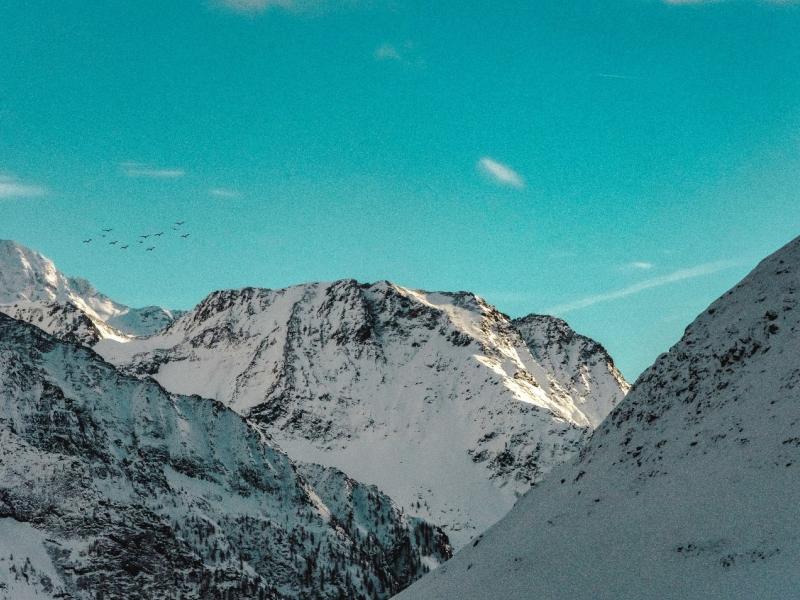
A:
[0,313,450,599]
[97,279,628,546]
[512,314,630,427]
[400,236,800,600]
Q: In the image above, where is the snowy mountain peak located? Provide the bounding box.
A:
[0,239,182,340]
[0,239,67,304]
[98,277,629,547]
[402,236,800,599]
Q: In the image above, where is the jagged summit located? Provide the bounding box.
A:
[401,236,800,599]
[513,313,630,427]
[0,239,72,304]
[98,277,629,547]
[0,239,182,339]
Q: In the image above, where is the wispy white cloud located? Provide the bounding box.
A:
[218,0,352,14]
[0,174,47,199]
[219,0,294,12]
[546,260,736,314]
[374,43,402,62]
[477,157,525,189]
[210,187,240,198]
[662,0,720,4]
[594,72,637,80]
[627,261,655,270]
[663,0,797,5]
[373,41,423,66]
[121,162,185,179]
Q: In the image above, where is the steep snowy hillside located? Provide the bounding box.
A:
[97,280,628,546]
[400,236,800,600]
[0,313,450,599]
[0,240,180,339]
[513,314,630,426]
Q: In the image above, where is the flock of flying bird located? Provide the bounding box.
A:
[82,221,189,252]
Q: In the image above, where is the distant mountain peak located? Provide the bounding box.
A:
[98,275,629,547]
[0,239,65,304]
[0,239,183,339]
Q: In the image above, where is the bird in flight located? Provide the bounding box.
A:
[102,228,113,233]
[175,221,185,226]
[120,245,129,250]
[154,232,164,237]
[146,246,156,251]
[139,234,151,239]
[109,240,118,245]
[181,233,190,239]
[82,239,92,244]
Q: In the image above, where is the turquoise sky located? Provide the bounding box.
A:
[1,0,799,379]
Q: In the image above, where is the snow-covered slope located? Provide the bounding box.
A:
[513,314,630,427]
[97,280,628,546]
[0,312,450,599]
[400,236,800,600]
[0,519,70,599]
[0,240,181,340]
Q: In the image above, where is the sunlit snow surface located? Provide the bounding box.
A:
[0,240,181,341]
[97,280,628,547]
[400,235,800,600]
